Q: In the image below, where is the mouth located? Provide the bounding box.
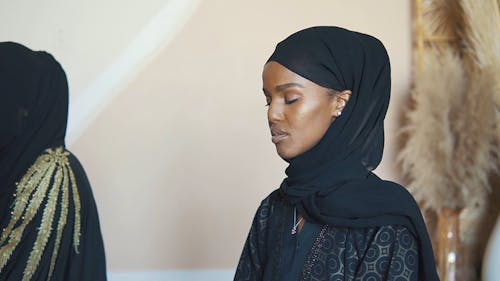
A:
[271,128,289,144]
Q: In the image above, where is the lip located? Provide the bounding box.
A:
[272,134,288,144]
[271,128,289,144]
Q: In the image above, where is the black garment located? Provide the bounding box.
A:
[0,42,68,216]
[235,191,419,281]
[235,27,438,280]
[0,42,106,281]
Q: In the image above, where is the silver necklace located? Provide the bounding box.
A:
[291,207,304,235]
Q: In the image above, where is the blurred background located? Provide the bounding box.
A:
[1,0,498,280]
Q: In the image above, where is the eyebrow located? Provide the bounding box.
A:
[262,82,304,95]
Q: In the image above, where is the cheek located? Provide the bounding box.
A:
[298,115,331,145]
[287,104,332,153]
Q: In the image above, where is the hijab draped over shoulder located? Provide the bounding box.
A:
[0,42,106,281]
[266,27,438,280]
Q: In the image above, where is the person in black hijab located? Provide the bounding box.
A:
[234,27,439,281]
[0,42,106,281]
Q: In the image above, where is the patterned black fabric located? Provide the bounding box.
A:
[266,27,438,281]
[302,225,417,281]
[235,191,281,281]
[240,26,438,280]
[235,191,419,281]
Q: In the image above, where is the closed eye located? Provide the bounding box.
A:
[285,98,298,105]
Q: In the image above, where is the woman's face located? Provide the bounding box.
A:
[262,61,348,160]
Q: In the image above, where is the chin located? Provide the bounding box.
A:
[276,146,299,161]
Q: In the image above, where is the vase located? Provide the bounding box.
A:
[437,208,461,281]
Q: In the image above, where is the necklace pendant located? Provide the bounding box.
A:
[291,227,297,235]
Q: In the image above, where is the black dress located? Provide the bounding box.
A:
[0,148,107,281]
[235,190,418,281]
[235,26,438,281]
[0,42,106,280]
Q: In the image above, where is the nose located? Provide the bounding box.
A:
[267,100,284,125]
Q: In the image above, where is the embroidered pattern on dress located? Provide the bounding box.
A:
[0,147,82,281]
[300,225,418,281]
[235,194,273,280]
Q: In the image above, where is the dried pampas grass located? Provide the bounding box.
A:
[399,48,466,210]
[457,0,500,245]
[404,0,500,278]
[461,0,500,69]
[451,67,498,204]
[402,0,500,212]
[460,0,500,154]
[455,66,499,245]
[421,0,463,39]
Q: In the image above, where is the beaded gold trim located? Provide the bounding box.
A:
[0,147,82,281]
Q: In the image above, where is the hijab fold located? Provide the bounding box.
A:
[0,42,68,221]
[268,27,439,281]
[0,42,106,281]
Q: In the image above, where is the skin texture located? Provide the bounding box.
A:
[262,61,351,161]
[262,61,352,231]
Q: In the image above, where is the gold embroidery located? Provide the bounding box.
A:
[23,165,63,281]
[48,164,69,280]
[0,147,82,281]
[0,158,57,271]
[0,157,55,245]
[68,165,81,253]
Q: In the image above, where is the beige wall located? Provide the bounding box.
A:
[1,0,412,271]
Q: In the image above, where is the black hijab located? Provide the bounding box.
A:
[0,42,68,221]
[268,27,439,281]
[0,42,106,281]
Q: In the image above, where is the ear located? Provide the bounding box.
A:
[332,90,352,117]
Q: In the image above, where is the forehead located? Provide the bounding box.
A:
[263,61,311,88]
[262,61,331,96]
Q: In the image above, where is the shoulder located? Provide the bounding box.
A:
[65,151,92,188]
[65,151,87,175]
[253,189,284,221]
[260,189,282,206]
[64,150,99,206]
[336,176,421,215]
[342,174,416,203]
[378,180,420,206]
[363,174,420,207]
[379,180,412,194]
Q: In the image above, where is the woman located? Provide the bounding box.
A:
[0,42,107,281]
[234,27,439,281]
